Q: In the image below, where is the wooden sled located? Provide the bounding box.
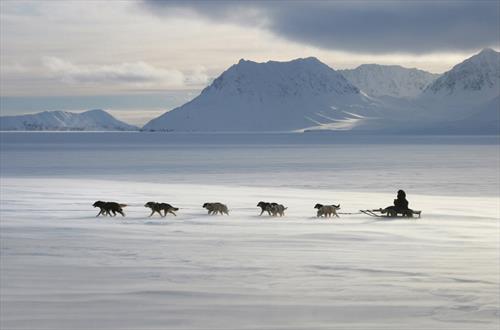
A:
[360,208,421,218]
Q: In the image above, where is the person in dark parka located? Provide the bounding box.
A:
[394,190,409,211]
[384,190,413,217]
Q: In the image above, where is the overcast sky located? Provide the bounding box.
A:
[1,0,499,124]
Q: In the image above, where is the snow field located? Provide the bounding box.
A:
[1,178,499,329]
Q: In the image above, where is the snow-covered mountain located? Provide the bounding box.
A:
[340,64,439,98]
[0,109,138,131]
[415,48,500,129]
[143,57,388,132]
[142,49,498,134]
[423,48,499,99]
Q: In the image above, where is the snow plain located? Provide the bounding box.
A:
[0,133,499,329]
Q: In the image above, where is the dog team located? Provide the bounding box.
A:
[92,200,340,218]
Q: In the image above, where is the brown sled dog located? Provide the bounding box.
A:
[314,203,340,218]
[93,201,127,217]
[144,202,179,217]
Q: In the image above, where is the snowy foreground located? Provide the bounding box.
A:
[1,177,499,329]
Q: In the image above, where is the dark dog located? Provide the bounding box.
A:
[271,204,287,217]
[257,201,287,216]
[93,201,108,216]
[257,201,278,216]
[93,201,127,217]
[203,202,229,215]
[144,202,179,217]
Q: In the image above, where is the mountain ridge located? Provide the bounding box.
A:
[2,49,498,134]
[340,64,439,98]
[0,109,138,131]
[143,56,380,132]
[415,48,500,124]
[422,48,499,101]
[144,48,499,133]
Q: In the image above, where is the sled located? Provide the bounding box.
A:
[360,208,421,218]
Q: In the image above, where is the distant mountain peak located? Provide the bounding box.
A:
[466,47,499,65]
[478,47,497,55]
[340,64,439,98]
[84,109,107,114]
[237,57,321,66]
[424,48,500,96]
[206,57,359,97]
[288,56,321,63]
[0,109,138,131]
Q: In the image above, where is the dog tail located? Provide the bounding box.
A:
[119,204,128,207]
[172,207,179,211]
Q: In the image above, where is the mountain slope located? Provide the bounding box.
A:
[424,48,499,98]
[442,95,500,134]
[387,48,500,134]
[0,109,138,131]
[400,96,500,135]
[143,58,387,132]
[415,48,500,126]
[340,64,439,98]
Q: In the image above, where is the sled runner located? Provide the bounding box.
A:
[360,208,421,218]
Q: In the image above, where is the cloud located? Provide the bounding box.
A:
[42,57,209,88]
[141,0,500,54]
